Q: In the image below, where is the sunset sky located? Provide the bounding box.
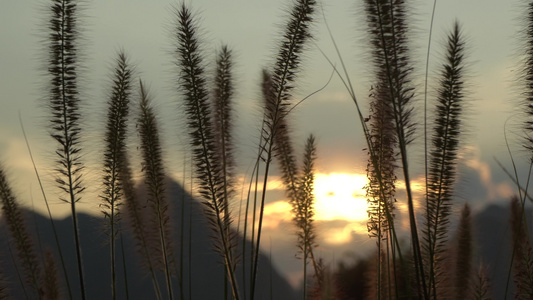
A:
[0,0,527,287]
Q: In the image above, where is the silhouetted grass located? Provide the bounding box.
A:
[4,1,533,300]
[47,0,87,298]
[0,165,43,298]
[137,80,175,300]
[100,51,133,300]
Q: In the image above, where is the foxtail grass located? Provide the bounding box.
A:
[213,45,236,300]
[0,0,509,299]
[121,141,162,300]
[7,243,29,299]
[365,81,398,300]
[213,45,236,212]
[510,196,533,298]
[20,115,74,299]
[173,4,240,299]
[263,69,320,299]
[43,249,60,300]
[255,0,316,298]
[472,263,492,300]
[453,203,473,299]
[523,2,533,157]
[361,0,425,297]
[318,8,408,299]
[100,51,133,300]
[137,80,175,300]
[295,134,318,299]
[0,165,43,299]
[423,21,467,298]
[47,0,86,298]
[506,2,533,297]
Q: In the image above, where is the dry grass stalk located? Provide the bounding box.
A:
[364,249,394,300]
[121,154,162,299]
[296,134,318,299]
[423,21,467,298]
[212,43,236,300]
[137,80,175,299]
[471,263,492,300]
[451,203,473,299]
[0,165,43,298]
[365,82,398,300]
[173,4,239,299]
[522,2,533,155]
[43,249,60,300]
[47,0,87,297]
[254,0,316,297]
[213,45,236,208]
[361,0,425,296]
[510,196,533,298]
[100,51,133,300]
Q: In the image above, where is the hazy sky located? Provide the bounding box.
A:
[0,0,527,287]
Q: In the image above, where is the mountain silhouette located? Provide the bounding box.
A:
[0,178,297,299]
[473,202,533,299]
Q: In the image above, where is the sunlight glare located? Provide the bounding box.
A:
[313,173,368,221]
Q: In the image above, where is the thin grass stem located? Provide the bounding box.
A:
[19,114,73,299]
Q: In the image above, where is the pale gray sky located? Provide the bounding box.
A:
[0,0,527,288]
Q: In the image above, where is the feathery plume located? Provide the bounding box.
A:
[263,70,321,297]
[471,263,491,300]
[212,44,236,300]
[173,4,240,299]
[43,249,60,300]
[366,83,398,242]
[510,196,533,298]
[522,2,533,156]
[137,80,174,299]
[0,165,43,298]
[364,82,398,300]
[363,0,416,144]
[362,0,426,297]
[100,51,133,300]
[453,203,473,299]
[423,21,467,297]
[213,45,236,199]
[254,1,316,297]
[121,154,162,300]
[261,0,316,153]
[212,44,236,242]
[266,68,298,204]
[47,0,86,297]
[295,134,318,299]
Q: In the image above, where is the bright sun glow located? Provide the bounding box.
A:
[313,173,369,221]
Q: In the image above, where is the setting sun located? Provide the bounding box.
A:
[313,173,369,221]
